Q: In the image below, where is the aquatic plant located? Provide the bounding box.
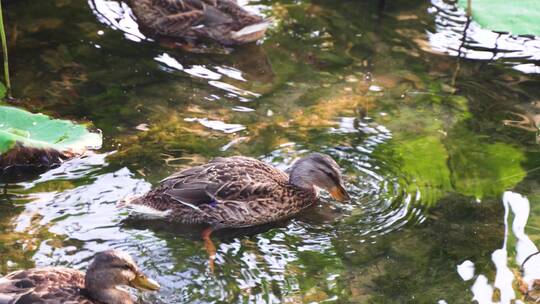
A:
[458,0,540,36]
[0,0,10,97]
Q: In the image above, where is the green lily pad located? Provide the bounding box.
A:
[0,106,101,176]
[458,0,540,36]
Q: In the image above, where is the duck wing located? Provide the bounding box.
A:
[161,157,288,207]
[201,4,233,27]
[0,270,33,304]
[0,268,88,304]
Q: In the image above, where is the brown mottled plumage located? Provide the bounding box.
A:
[0,143,68,169]
[0,250,160,304]
[130,0,271,45]
[0,143,69,183]
[0,268,89,304]
[127,153,350,229]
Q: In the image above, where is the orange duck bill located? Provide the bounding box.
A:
[330,184,350,202]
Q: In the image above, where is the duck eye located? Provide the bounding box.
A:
[121,265,132,271]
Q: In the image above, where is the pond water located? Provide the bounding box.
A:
[1,0,540,303]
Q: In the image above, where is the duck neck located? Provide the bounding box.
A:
[289,174,312,190]
[85,271,133,304]
[289,163,314,191]
[90,288,133,304]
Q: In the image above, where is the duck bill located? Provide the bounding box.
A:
[130,273,160,291]
[330,184,350,202]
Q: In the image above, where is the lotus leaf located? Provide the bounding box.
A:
[0,106,101,153]
[458,0,540,36]
[0,106,101,176]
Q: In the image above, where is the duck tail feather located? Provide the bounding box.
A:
[231,18,272,43]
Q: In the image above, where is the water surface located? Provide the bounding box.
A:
[1,0,540,303]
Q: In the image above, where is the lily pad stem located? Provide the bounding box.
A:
[0,0,11,98]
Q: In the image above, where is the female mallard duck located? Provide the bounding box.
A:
[0,250,160,304]
[130,0,271,45]
[125,153,349,269]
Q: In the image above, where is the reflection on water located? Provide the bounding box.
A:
[88,0,268,47]
[428,0,540,74]
[457,260,475,281]
[1,115,427,302]
[460,192,540,303]
[2,0,540,302]
[155,53,262,101]
[19,152,112,189]
[185,117,246,134]
[88,0,146,42]
[339,119,423,237]
[503,101,540,144]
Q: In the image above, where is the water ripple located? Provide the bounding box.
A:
[7,117,432,303]
[428,0,540,73]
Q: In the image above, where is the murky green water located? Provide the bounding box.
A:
[1,0,540,302]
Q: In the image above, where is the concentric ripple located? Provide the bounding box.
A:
[258,115,434,250]
[1,114,439,303]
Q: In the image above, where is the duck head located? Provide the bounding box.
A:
[289,153,350,201]
[85,250,160,304]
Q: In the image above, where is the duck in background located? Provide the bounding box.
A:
[0,250,160,304]
[130,0,271,46]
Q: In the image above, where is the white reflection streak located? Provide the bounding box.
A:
[492,195,515,303]
[154,53,183,70]
[19,152,113,189]
[208,80,260,98]
[220,137,249,151]
[185,117,246,134]
[472,275,494,304]
[464,192,539,303]
[184,65,222,80]
[88,0,145,42]
[215,66,246,81]
[457,260,475,281]
[154,53,259,98]
[17,167,151,238]
[505,192,540,288]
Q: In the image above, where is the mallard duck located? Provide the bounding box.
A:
[0,250,160,304]
[130,0,271,45]
[125,153,349,270]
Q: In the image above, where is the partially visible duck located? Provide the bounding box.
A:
[130,0,271,45]
[0,250,160,304]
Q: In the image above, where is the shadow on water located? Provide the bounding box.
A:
[1,0,540,303]
[121,217,290,242]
